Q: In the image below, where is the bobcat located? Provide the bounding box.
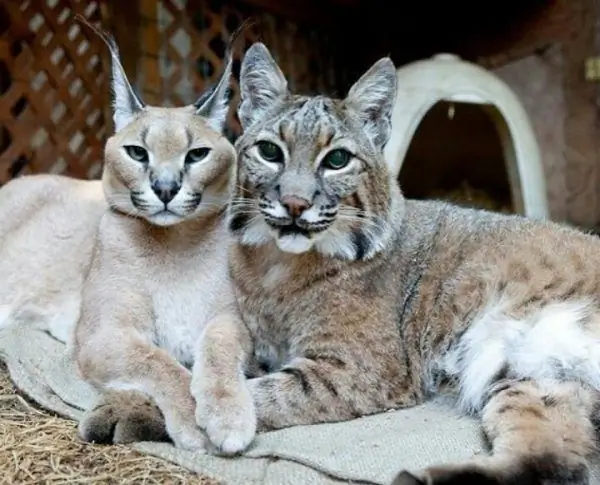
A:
[187,43,600,484]
[0,26,253,454]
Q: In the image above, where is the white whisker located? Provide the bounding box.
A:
[230,197,257,207]
[233,184,253,195]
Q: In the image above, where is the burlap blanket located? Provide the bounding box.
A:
[2,318,598,484]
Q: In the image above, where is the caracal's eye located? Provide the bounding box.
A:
[322,149,352,170]
[185,147,211,164]
[124,145,149,163]
[256,141,284,163]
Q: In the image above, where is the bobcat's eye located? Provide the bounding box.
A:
[257,141,284,163]
[322,149,351,170]
[186,147,211,164]
[124,145,149,163]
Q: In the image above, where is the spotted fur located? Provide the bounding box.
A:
[180,42,600,483]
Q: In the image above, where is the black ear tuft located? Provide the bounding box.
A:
[195,18,256,132]
[76,14,145,132]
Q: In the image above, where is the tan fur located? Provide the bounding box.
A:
[72,100,257,451]
[2,32,253,454]
[74,107,230,448]
[190,44,600,483]
[80,389,170,445]
[0,175,105,343]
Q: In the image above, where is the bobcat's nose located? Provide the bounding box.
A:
[281,195,311,218]
[151,179,181,204]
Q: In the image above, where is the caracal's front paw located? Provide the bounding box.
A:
[168,421,209,452]
[194,381,257,455]
[78,390,170,445]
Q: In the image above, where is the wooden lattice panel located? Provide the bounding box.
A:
[0,0,348,183]
[0,0,109,184]
[137,0,343,140]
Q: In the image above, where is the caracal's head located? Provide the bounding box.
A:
[101,37,235,227]
[230,42,400,260]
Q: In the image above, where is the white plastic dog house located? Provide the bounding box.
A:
[384,53,549,220]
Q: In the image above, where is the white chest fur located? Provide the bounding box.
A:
[147,243,234,368]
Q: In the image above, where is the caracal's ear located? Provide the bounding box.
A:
[76,16,145,132]
[344,57,397,151]
[193,58,232,133]
[195,19,254,132]
[106,36,146,132]
[238,42,288,130]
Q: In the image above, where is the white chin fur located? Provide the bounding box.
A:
[147,212,184,227]
[276,234,313,254]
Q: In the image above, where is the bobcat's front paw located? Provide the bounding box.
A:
[79,390,170,445]
[193,379,257,455]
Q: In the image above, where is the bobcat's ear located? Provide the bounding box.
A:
[344,57,397,150]
[105,35,145,132]
[238,42,288,129]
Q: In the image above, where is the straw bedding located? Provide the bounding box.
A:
[0,363,221,485]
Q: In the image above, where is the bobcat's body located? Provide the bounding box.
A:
[233,198,600,421]
[0,175,105,343]
[195,44,600,484]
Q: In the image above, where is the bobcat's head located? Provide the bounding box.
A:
[229,43,402,260]
[101,35,235,227]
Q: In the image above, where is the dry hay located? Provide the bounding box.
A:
[0,363,222,485]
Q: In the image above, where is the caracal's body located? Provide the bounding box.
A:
[0,175,104,342]
[77,173,238,449]
[72,31,252,451]
[1,29,252,454]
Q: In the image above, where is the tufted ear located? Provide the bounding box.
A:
[76,16,145,132]
[195,20,254,132]
[238,42,288,129]
[344,57,397,151]
[194,53,233,133]
[106,36,146,132]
